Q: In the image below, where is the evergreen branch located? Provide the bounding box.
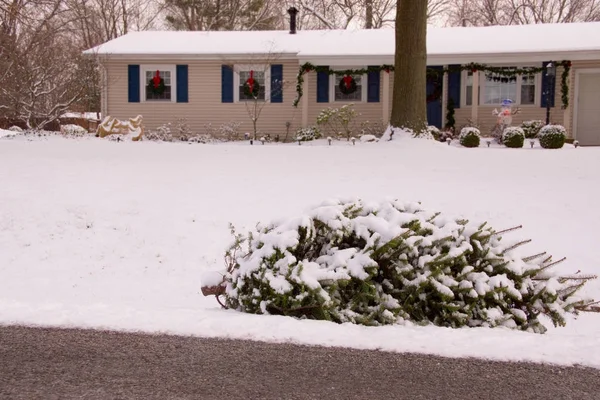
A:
[522,252,547,262]
[539,257,567,272]
[492,225,523,236]
[501,239,532,254]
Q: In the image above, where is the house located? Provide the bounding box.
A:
[86,12,600,145]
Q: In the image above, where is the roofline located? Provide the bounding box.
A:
[300,49,600,65]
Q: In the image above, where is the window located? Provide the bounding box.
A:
[484,69,517,105]
[333,74,364,102]
[235,67,269,102]
[463,67,538,106]
[520,74,536,105]
[141,66,176,102]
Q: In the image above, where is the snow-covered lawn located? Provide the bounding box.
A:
[1,135,599,368]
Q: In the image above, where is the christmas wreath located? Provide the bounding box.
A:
[147,70,166,95]
[339,75,357,95]
[243,71,261,98]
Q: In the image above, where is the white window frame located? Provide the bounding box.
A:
[461,66,541,107]
[140,64,177,103]
[234,65,271,103]
[330,68,368,103]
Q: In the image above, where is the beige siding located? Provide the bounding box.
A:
[104,59,302,138]
[306,70,386,132]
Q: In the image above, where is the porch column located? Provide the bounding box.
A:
[471,70,479,123]
[441,67,448,129]
[382,71,390,124]
[302,72,309,128]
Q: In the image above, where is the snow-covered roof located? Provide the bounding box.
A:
[87,22,600,63]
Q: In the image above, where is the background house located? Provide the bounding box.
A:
[87,16,600,144]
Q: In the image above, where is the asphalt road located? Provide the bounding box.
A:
[1,325,599,400]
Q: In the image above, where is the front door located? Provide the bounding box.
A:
[426,66,443,129]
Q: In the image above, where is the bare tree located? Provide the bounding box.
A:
[390,0,428,132]
[443,0,600,26]
[163,0,283,31]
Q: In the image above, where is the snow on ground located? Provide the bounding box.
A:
[1,135,599,368]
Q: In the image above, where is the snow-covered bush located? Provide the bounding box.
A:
[521,120,544,139]
[427,125,441,141]
[317,104,358,140]
[360,120,386,138]
[205,121,242,141]
[459,127,480,148]
[539,125,567,149]
[188,134,217,144]
[360,134,378,143]
[60,124,88,137]
[218,199,596,333]
[502,127,525,148]
[296,126,321,142]
[8,126,23,132]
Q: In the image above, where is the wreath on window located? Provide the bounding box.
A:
[147,70,166,95]
[339,75,357,95]
[243,70,261,97]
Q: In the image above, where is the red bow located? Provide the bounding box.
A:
[248,70,255,92]
[343,75,353,89]
[152,70,161,89]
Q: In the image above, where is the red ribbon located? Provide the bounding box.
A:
[248,70,254,93]
[152,70,161,89]
[343,75,353,89]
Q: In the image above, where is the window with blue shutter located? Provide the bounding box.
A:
[221,65,234,103]
[316,67,329,103]
[176,65,188,103]
[270,64,283,103]
[128,65,140,103]
[541,61,555,108]
[447,65,461,109]
[367,67,380,102]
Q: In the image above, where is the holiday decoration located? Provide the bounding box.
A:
[147,70,166,96]
[339,75,357,95]
[293,61,572,109]
[491,99,520,143]
[243,70,261,98]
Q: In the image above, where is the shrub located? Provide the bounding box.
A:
[218,199,596,333]
[60,124,88,137]
[296,126,321,142]
[502,127,525,148]
[521,120,544,139]
[316,104,358,140]
[539,125,567,149]
[8,126,23,132]
[359,119,386,138]
[459,127,480,148]
[426,125,441,141]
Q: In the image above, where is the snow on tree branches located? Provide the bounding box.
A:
[201,199,597,333]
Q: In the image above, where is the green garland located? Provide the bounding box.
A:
[293,61,572,109]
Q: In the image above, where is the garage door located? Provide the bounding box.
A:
[576,73,600,146]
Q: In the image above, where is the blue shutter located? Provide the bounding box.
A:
[176,65,188,103]
[316,67,329,103]
[270,64,283,103]
[541,61,555,108]
[367,67,380,103]
[221,65,234,103]
[447,65,461,109]
[128,65,140,103]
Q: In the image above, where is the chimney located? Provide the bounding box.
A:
[288,7,298,34]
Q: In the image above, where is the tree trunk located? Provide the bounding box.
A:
[390,0,428,133]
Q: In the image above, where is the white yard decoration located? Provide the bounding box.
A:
[97,115,144,141]
[0,136,598,368]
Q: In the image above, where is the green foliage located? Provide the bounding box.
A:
[539,125,567,149]
[295,126,321,142]
[316,104,358,140]
[221,199,597,333]
[521,120,544,139]
[459,128,480,148]
[445,97,456,132]
[502,127,525,148]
